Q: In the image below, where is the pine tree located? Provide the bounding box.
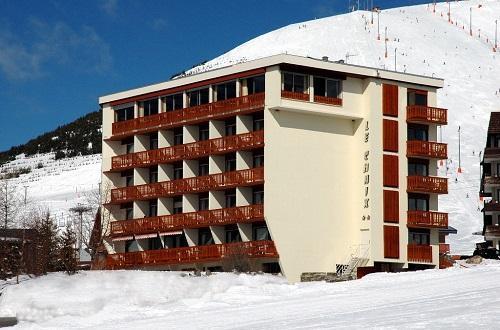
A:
[31,212,60,275]
[59,226,77,275]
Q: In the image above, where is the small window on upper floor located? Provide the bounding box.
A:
[173,196,183,214]
[188,88,209,107]
[283,72,308,93]
[148,200,158,217]
[199,157,209,176]
[407,90,428,106]
[225,118,236,137]
[198,192,209,211]
[225,153,236,172]
[408,229,430,245]
[122,137,134,154]
[225,189,236,208]
[115,106,134,122]
[149,165,158,184]
[253,112,264,131]
[215,81,236,101]
[407,124,428,141]
[314,77,342,99]
[121,169,134,187]
[142,99,159,116]
[165,93,183,111]
[247,75,265,95]
[173,161,183,180]
[199,123,209,141]
[149,132,158,150]
[408,194,429,212]
[253,149,264,168]
[173,127,183,146]
[408,160,429,176]
[121,202,133,220]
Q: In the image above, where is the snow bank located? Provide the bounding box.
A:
[2,263,500,328]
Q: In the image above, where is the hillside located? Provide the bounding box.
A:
[188,0,500,254]
[0,110,102,165]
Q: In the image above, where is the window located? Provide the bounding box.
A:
[283,72,308,93]
[173,127,183,145]
[408,229,430,245]
[225,118,236,136]
[247,75,265,94]
[408,161,428,176]
[313,77,341,99]
[199,192,209,211]
[253,223,271,241]
[173,196,183,214]
[198,228,214,246]
[407,124,428,141]
[115,106,134,122]
[173,162,183,180]
[149,133,158,150]
[225,153,236,172]
[253,112,264,131]
[408,194,429,211]
[148,236,162,250]
[165,93,183,111]
[188,88,209,107]
[122,170,134,187]
[199,123,209,141]
[125,239,139,252]
[199,157,209,176]
[253,186,264,205]
[253,149,264,168]
[121,202,133,220]
[407,90,428,106]
[143,99,159,116]
[225,224,241,243]
[215,81,236,101]
[225,189,236,208]
[149,166,158,183]
[163,233,188,248]
[122,137,134,154]
[148,200,158,217]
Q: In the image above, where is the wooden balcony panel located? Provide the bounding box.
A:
[110,204,264,237]
[439,243,450,254]
[111,93,265,138]
[407,176,448,194]
[313,95,343,106]
[106,240,278,269]
[408,244,433,263]
[483,200,500,212]
[281,90,310,101]
[110,167,264,203]
[407,141,447,159]
[406,105,447,125]
[485,225,500,237]
[407,210,448,228]
[110,130,264,171]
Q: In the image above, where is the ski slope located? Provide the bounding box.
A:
[188,0,500,254]
[1,261,500,328]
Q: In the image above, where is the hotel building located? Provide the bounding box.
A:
[100,54,449,281]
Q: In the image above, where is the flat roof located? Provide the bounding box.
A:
[99,54,444,105]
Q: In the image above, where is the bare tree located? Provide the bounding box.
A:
[0,179,22,240]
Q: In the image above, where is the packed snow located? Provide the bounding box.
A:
[1,261,500,328]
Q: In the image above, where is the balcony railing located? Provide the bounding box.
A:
[439,243,450,254]
[407,176,448,194]
[485,225,500,237]
[111,93,265,138]
[408,244,433,263]
[111,204,264,237]
[111,130,264,171]
[106,240,278,269]
[407,210,448,228]
[110,167,264,204]
[483,200,500,212]
[313,95,342,106]
[407,140,447,159]
[406,105,447,125]
[281,90,310,101]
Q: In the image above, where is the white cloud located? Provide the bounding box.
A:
[100,0,118,16]
[0,20,112,81]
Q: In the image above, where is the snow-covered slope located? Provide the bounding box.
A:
[2,262,500,328]
[190,0,500,254]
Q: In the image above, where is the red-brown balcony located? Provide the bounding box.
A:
[407,105,447,125]
[483,200,500,212]
[439,243,450,254]
[407,140,447,159]
[313,95,342,106]
[281,90,310,101]
[110,204,264,237]
[106,240,278,269]
[485,225,500,238]
[407,210,448,228]
[407,176,448,194]
[110,93,265,139]
[111,130,264,171]
[408,244,433,263]
[110,167,264,204]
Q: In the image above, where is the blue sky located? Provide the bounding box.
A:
[0,0,431,152]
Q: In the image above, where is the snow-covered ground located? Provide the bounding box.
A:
[0,153,101,227]
[1,261,499,329]
[186,0,500,254]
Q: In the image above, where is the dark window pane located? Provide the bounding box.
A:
[225,153,236,172]
[253,112,264,131]
[253,75,265,94]
[216,84,226,101]
[199,123,209,141]
[148,200,157,217]
[253,186,264,204]
[143,99,158,116]
[116,106,134,122]
[198,228,214,246]
[199,158,209,176]
[199,192,209,211]
[283,73,294,92]
[225,189,236,207]
[173,197,183,214]
[225,118,236,136]
[253,225,270,241]
[294,75,305,93]
[226,81,236,99]
[173,162,183,180]
[253,149,264,168]
[189,90,199,107]
[313,77,326,97]
[173,127,183,145]
[199,88,209,105]
[326,79,340,98]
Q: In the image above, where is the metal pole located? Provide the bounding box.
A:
[495,19,498,50]
[377,11,380,40]
[458,126,462,173]
[385,27,388,58]
[394,48,397,71]
[448,2,451,23]
[470,7,472,36]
